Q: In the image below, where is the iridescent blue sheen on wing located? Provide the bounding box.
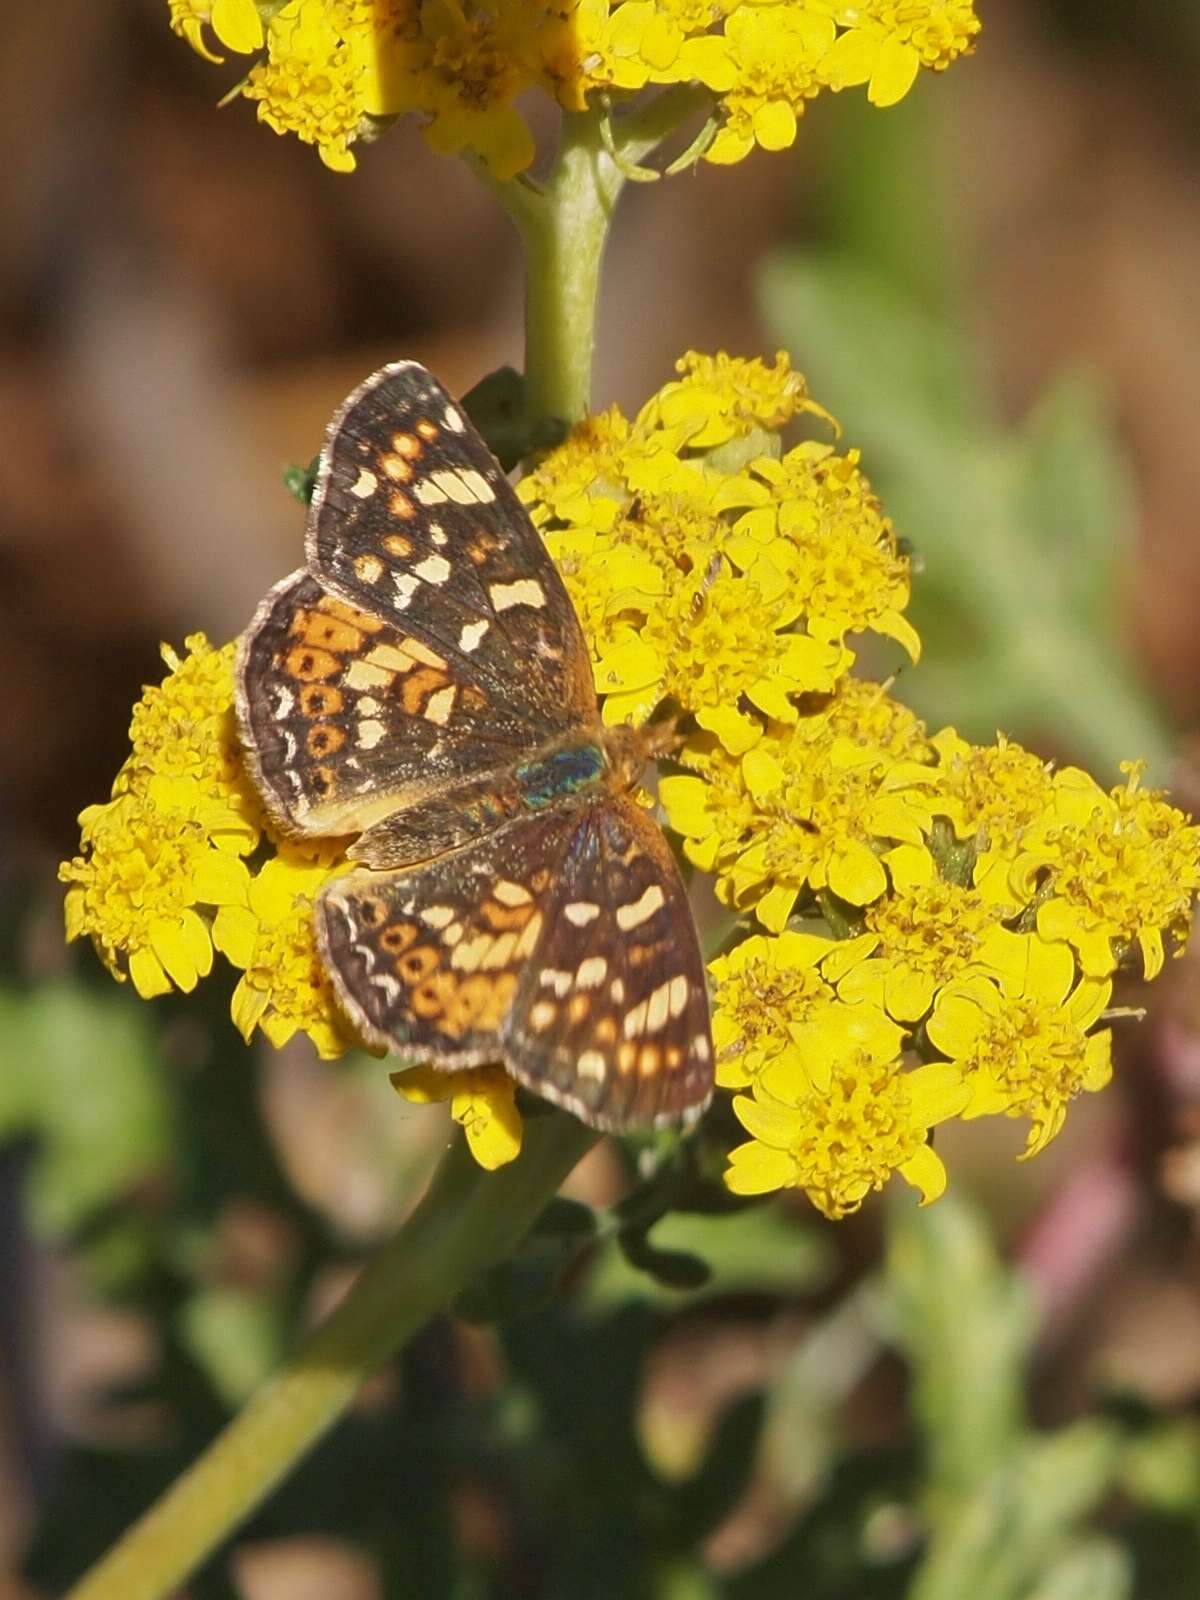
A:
[516,744,606,809]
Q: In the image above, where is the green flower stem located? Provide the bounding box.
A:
[509,109,624,428]
[66,1113,597,1600]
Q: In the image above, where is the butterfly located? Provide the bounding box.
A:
[235,362,714,1131]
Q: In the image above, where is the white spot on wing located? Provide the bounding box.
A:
[414,479,448,506]
[345,660,393,692]
[529,999,556,1031]
[646,982,671,1034]
[576,956,607,990]
[365,643,415,673]
[616,884,665,931]
[350,467,377,498]
[357,718,385,750]
[393,572,419,607]
[458,619,489,653]
[443,405,466,433]
[564,902,600,926]
[490,579,547,612]
[494,880,532,907]
[460,469,495,503]
[415,554,451,585]
[421,905,456,929]
[578,1051,606,1081]
[669,975,689,1018]
[424,685,457,726]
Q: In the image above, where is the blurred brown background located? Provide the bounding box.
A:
[6,1,1200,1593]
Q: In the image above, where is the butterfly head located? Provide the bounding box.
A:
[601,718,684,793]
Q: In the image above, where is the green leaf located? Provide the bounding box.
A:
[1120,1417,1200,1514]
[460,365,566,470]
[0,983,172,1238]
[1024,1540,1132,1600]
[909,1422,1123,1600]
[283,454,319,505]
[178,1286,285,1407]
[885,1192,1032,1498]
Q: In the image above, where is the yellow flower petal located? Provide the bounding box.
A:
[897,1140,947,1205]
[129,945,172,999]
[725,1140,795,1195]
[868,38,920,106]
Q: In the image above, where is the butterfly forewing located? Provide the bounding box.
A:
[238,570,548,837]
[308,362,595,730]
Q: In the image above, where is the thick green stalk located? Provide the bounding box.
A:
[66,1113,597,1600]
[512,108,624,427]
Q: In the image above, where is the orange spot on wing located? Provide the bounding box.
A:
[383,533,414,557]
[381,453,414,482]
[380,922,419,954]
[400,666,449,716]
[482,900,534,932]
[300,684,344,717]
[320,596,384,632]
[286,646,340,682]
[306,723,346,755]
[397,945,439,984]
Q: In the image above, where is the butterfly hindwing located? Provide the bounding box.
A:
[316,806,581,1068]
[307,361,596,732]
[318,794,712,1130]
[506,793,713,1130]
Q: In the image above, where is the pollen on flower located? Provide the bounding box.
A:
[839,876,1003,1021]
[663,697,943,930]
[820,0,981,107]
[705,7,834,165]
[243,0,367,173]
[60,778,254,999]
[1019,764,1200,980]
[595,563,849,742]
[727,1049,966,1219]
[119,634,262,830]
[636,351,823,450]
[709,930,849,1090]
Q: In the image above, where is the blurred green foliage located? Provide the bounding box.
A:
[761,95,1172,782]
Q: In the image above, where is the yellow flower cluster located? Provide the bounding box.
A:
[62,353,1200,1209]
[522,351,1200,1215]
[166,0,980,175]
